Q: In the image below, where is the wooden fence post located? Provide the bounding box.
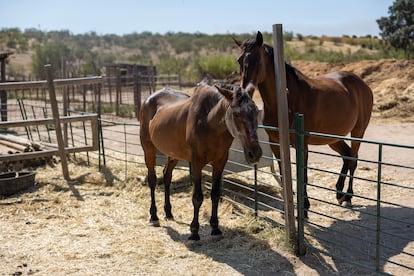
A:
[45,64,70,180]
[133,68,141,120]
[272,24,296,247]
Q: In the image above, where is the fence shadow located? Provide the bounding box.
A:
[165,224,295,275]
[301,204,414,275]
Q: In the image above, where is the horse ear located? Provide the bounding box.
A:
[233,37,242,47]
[256,31,263,46]
[215,84,234,101]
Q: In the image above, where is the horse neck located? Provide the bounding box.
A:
[208,98,230,133]
[258,71,278,125]
[258,63,302,126]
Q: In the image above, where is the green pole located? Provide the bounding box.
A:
[295,113,306,256]
[375,144,383,272]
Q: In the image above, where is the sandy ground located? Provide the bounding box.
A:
[0,118,412,275]
[1,58,413,275]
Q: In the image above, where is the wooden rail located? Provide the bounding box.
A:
[0,114,99,162]
[0,76,103,90]
[0,67,102,180]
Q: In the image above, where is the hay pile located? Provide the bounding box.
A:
[2,155,411,275]
[291,59,414,122]
[0,161,298,275]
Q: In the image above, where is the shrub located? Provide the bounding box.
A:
[196,55,238,79]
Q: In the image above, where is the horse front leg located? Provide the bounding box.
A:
[270,143,311,218]
[189,161,204,241]
[269,143,283,186]
[163,157,178,220]
[210,159,226,238]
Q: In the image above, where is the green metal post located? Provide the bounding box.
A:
[254,164,258,217]
[295,113,306,256]
[375,144,383,272]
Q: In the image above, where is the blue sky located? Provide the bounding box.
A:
[1,0,394,36]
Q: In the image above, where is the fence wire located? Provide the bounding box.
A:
[3,95,413,275]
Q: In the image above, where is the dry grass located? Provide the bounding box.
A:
[2,153,411,275]
[0,161,299,275]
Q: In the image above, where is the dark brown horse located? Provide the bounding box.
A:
[235,31,373,216]
[139,83,262,240]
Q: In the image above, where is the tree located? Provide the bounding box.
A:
[377,0,414,58]
[31,41,72,79]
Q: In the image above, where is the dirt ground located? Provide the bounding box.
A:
[1,59,413,275]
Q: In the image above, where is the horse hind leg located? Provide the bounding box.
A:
[143,143,160,226]
[328,141,352,205]
[344,137,363,205]
[163,157,178,220]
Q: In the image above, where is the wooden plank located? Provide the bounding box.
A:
[0,149,58,161]
[0,76,102,91]
[0,114,98,129]
[272,24,296,246]
[45,65,70,180]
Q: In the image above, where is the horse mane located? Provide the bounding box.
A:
[263,43,306,83]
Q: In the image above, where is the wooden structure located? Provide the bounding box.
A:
[0,65,101,180]
[272,24,296,250]
[0,51,14,122]
[104,63,156,118]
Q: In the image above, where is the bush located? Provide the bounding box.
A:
[196,55,238,79]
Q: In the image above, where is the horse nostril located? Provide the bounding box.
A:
[248,151,255,160]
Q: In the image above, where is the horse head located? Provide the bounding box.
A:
[234,31,272,97]
[215,83,262,165]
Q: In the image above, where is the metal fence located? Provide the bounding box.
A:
[294,114,414,275]
[3,98,413,275]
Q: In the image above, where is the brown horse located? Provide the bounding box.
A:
[139,83,262,240]
[235,31,373,216]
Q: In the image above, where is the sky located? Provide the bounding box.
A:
[1,0,394,37]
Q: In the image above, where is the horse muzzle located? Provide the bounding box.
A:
[244,144,262,165]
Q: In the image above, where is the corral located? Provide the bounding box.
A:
[1,45,413,276]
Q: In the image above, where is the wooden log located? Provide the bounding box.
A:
[0,139,29,152]
[0,134,41,151]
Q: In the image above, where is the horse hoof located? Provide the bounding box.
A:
[337,195,345,205]
[188,233,200,241]
[150,219,160,227]
[165,215,174,221]
[211,228,223,241]
[342,201,352,208]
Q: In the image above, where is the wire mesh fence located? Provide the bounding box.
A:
[2,89,413,275]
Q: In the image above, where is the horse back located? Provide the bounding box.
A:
[336,71,374,136]
[292,70,373,140]
[139,88,191,160]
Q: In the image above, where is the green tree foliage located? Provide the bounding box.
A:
[196,55,238,79]
[31,41,71,78]
[377,0,414,58]
[0,27,408,81]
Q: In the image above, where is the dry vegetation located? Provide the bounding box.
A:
[1,162,296,275]
[1,39,413,275]
[290,59,414,122]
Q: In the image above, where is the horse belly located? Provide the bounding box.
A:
[149,114,191,161]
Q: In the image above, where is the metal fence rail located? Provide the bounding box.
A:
[294,114,414,275]
[3,98,413,274]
